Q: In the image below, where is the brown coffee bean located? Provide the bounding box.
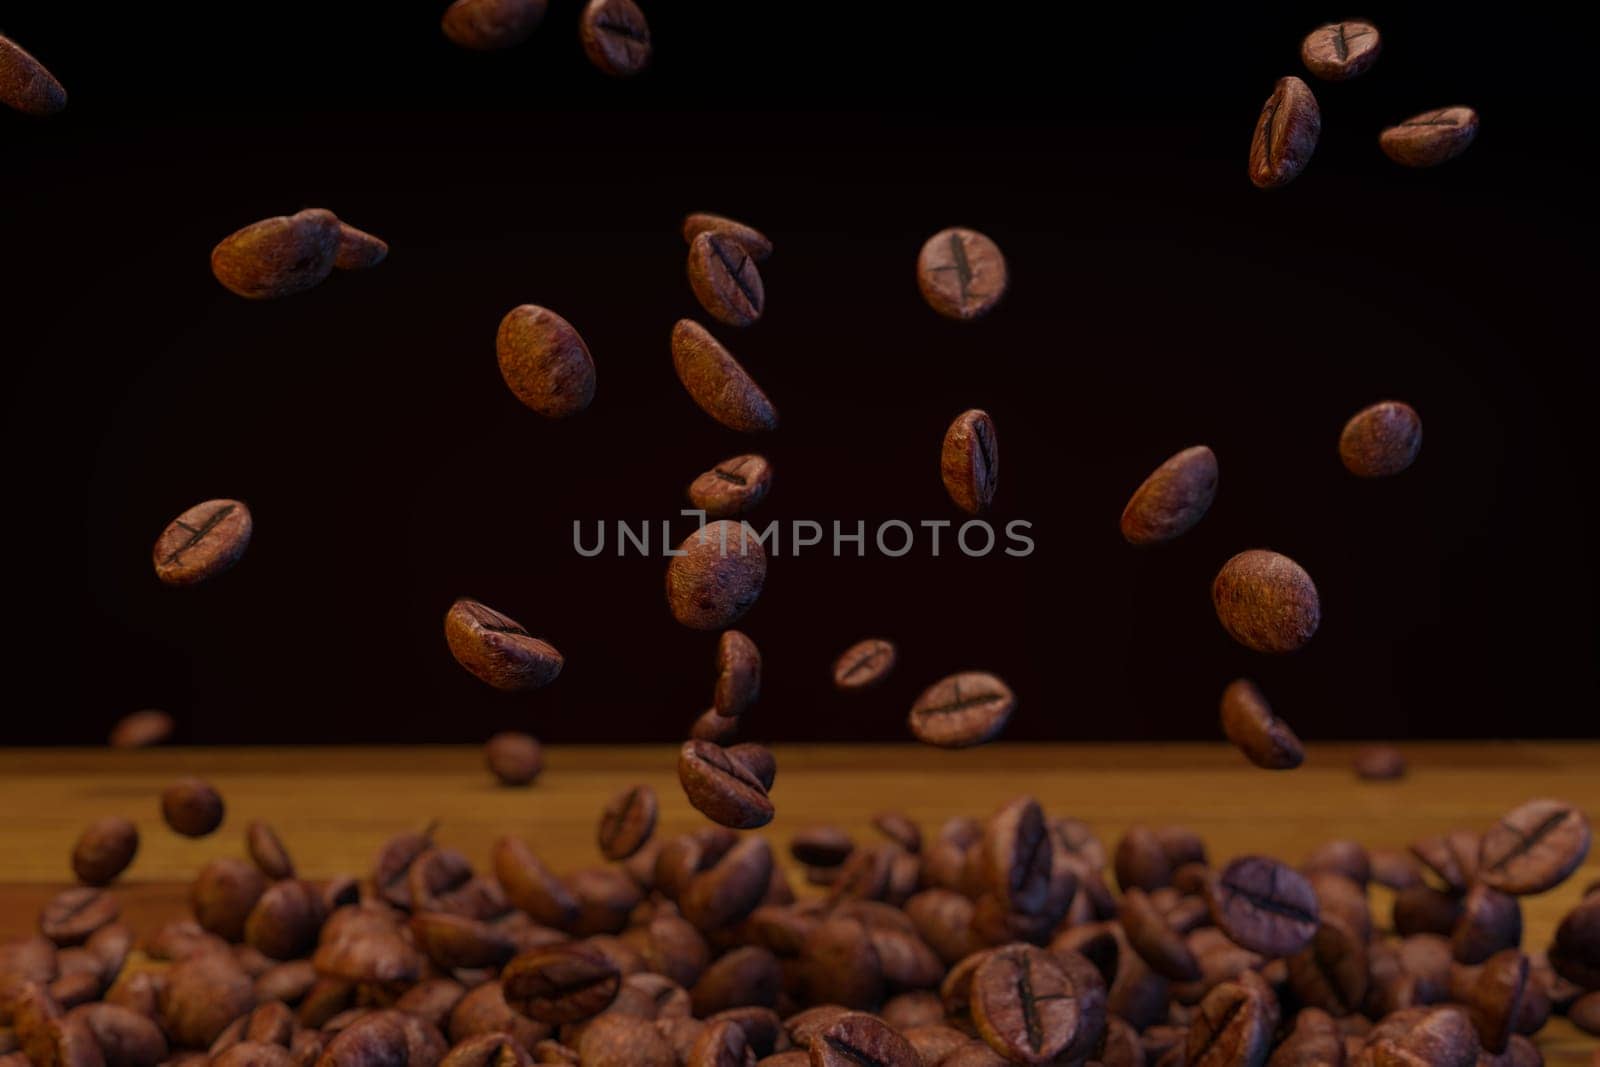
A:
[598,786,659,862]
[682,215,772,263]
[211,209,341,299]
[969,944,1079,1064]
[1468,950,1529,1054]
[1249,76,1320,189]
[1121,890,1202,982]
[726,744,776,792]
[578,0,651,76]
[496,305,596,419]
[979,797,1054,915]
[686,1017,752,1067]
[410,913,516,971]
[688,232,765,328]
[1393,885,1464,939]
[1570,991,1600,1035]
[1217,679,1304,771]
[71,819,138,887]
[1371,848,1422,890]
[1300,20,1381,81]
[830,639,896,692]
[713,631,762,718]
[39,889,119,947]
[1375,1005,1480,1067]
[442,0,547,50]
[691,708,739,744]
[939,409,999,515]
[1478,798,1591,895]
[107,710,174,749]
[665,521,767,630]
[159,950,255,1048]
[0,34,67,116]
[493,837,579,928]
[788,827,853,869]
[1208,856,1319,957]
[671,321,778,432]
[1211,550,1320,654]
[1354,745,1407,781]
[681,838,774,932]
[1121,446,1218,545]
[691,456,773,521]
[330,222,387,272]
[689,946,780,1016]
[1380,108,1479,168]
[313,925,421,985]
[84,924,130,980]
[1452,885,1522,966]
[1339,401,1422,478]
[916,228,1007,322]
[242,822,294,881]
[483,733,544,787]
[1266,1006,1342,1067]
[503,943,620,1024]
[160,778,224,838]
[153,500,252,586]
[1287,919,1367,1015]
[446,599,564,693]
[809,1012,917,1067]
[316,1011,411,1067]
[869,813,920,856]
[907,671,1015,749]
[192,858,267,942]
[253,959,315,1004]
[1186,976,1278,1067]
[244,880,325,960]
[1409,835,1469,893]
[67,1003,167,1067]
[1114,826,1173,893]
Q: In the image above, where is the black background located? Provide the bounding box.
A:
[3,2,1594,744]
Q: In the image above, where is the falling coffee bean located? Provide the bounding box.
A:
[1212,549,1320,653]
[441,0,547,50]
[713,630,761,718]
[908,671,1015,748]
[246,821,295,880]
[485,732,544,786]
[940,409,998,514]
[1207,855,1319,957]
[917,228,1007,321]
[496,305,597,419]
[1354,745,1407,781]
[332,223,387,271]
[688,232,765,328]
[1299,21,1381,81]
[598,785,659,862]
[444,598,564,693]
[211,209,343,299]
[1340,400,1422,477]
[682,213,772,262]
[108,709,175,749]
[677,740,774,830]
[1219,679,1304,770]
[578,0,651,77]
[1380,107,1480,168]
[832,639,896,691]
[71,818,139,887]
[153,499,253,586]
[670,320,778,432]
[1478,798,1591,896]
[162,778,225,838]
[0,34,67,116]
[1249,76,1321,189]
[691,707,739,744]
[1120,446,1218,545]
[665,521,767,630]
[689,455,772,520]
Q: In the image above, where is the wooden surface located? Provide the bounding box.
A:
[2,742,1597,1060]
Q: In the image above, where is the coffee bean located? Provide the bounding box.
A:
[328,222,386,272]
[682,215,772,263]
[1467,950,1529,1054]
[713,631,762,718]
[442,0,547,50]
[1337,399,1424,478]
[484,732,545,786]
[439,1033,530,1067]
[969,944,1080,1064]
[1380,108,1479,168]
[244,822,294,881]
[1219,680,1304,770]
[71,819,138,887]
[1120,445,1218,545]
[831,639,896,691]
[598,786,659,862]
[725,744,776,791]
[1354,745,1406,781]
[1186,976,1278,1067]
[1249,76,1320,189]
[504,943,621,1024]
[0,34,67,116]
[1393,885,1464,939]
[690,456,773,521]
[940,409,998,515]
[691,708,739,744]
[665,521,768,630]
[1267,1007,1342,1067]
[496,305,597,419]
[1120,890,1202,982]
[153,500,252,586]
[192,858,267,943]
[67,1003,167,1067]
[578,0,651,77]
[1409,834,1471,894]
[161,779,224,838]
[688,233,765,328]
[1299,20,1381,81]
[671,321,778,432]
[1114,826,1173,893]
[1211,550,1321,654]
[1287,919,1367,1015]
[40,889,119,947]
[1371,848,1422,890]
[907,671,1015,749]
[980,797,1053,915]
[916,228,1007,321]
[212,208,346,299]
[686,1018,751,1067]
[160,950,255,1048]
[1208,856,1319,957]
[789,827,854,869]
[810,1012,917,1067]
[1452,885,1522,965]
[677,740,774,830]
[107,710,174,749]
[244,879,325,960]
[1570,991,1600,1035]
[410,913,516,971]
[445,598,564,693]
[871,813,921,855]
[1551,894,1600,990]
[1477,798,1591,895]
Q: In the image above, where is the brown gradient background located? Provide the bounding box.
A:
[2,2,1594,744]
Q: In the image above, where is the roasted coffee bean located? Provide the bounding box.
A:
[1453,885,1523,965]
[688,232,765,328]
[442,0,547,50]
[677,740,774,830]
[161,778,224,838]
[192,858,267,942]
[907,671,1015,749]
[940,409,998,515]
[686,1018,752,1067]
[671,321,778,432]
[579,0,651,77]
[830,640,896,691]
[800,918,884,1010]
[1208,856,1318,957]
[681,838,773,932]
[153,500,252,586]
[159,950,255,1048]
[1121,890,1202,982]
[244,822,295,881]
[691,709,740,744]
[713,631,762,718]
[331,222,386,271]
[1354,745,1407,781]
[66,1002,167,1067]
[1380,107,1479,168]
[1219,679,1304,770]
[1570,990,1600,1035]
[789,828,853,869]
[682,215,772,263]
[108,710,174,749]
[1371,848,1423,890]
[666,521,767,630]
[445,599,564,693]
[871,813,921,856]
[1211,550,1320,654]
[1121,446,1218,545]
[690,946,780,1016]
[879,991,943,1031]
[503,943,620,1024]
[1287,919,1366,1015]
[1249,76,1320,189]
[810,1011,917,1067]
[438,1032,530,1067]
[980,797,1053,915]
[1115,826,1173,893]
[314,924,420,986]
[72,819,139,887]
[1300,20,1381,80]
[1410,835,1469,893]
[492,838,579,928]
[1478,798,1591,895]
[598,786,659,862]
[496,305,596,419]
[84,924,131,979]
[726,744,776,792]
[40,889,119,946]
[254,959,316,1005]
[483,733,544,787]
[1550,894,1600,988]
[1267,1007,1342,1067]
[1393,885,1464,938]
[244,880,325,960]
[0,34,67,115]
[1186,976,1278,1067]
[916,228,1007,321]
[1304,841,1370,886]
[317,1012,412,1067]
[1339,401,1422,478]
[969,945,1079,1064]
[691,457,773,521]
[410,913,516,971]
[1468,950,1529,1054]
[211,209,341,299]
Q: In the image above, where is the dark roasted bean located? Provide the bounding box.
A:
[72,820,139,887]
[1478,798,1591,895]
[445,599,564,693]
[1219,680,1304,770]
[940,409,998,515]
[907,672,1015,749]
[1380,107,1479,168]
[917,228,1006,321]
[1299,20,1381,80]
[496,305,596,419]
[578,0,651,77]
[677,741,774,830]
[1207,856,1319,957]
[1212,550,1321,654]
[1249,77,1320,189]
[441,0,547,50]
[1121,445,1218,545]
[153,500,252,585]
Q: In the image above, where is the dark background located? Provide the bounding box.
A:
[3,3,1594,744]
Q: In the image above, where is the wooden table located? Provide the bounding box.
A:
[2,743,1597,1061]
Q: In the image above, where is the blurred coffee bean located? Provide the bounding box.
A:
[161,779,224,838]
